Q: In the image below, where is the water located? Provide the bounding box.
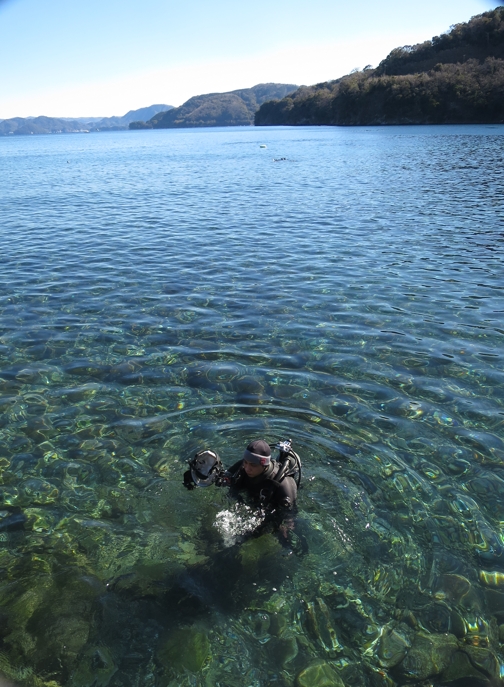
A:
[0,125,503,687]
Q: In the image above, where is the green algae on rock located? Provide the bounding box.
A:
[296,659,345,687]
[157,626,210,674]
[238,532,283,575]
[72,645,117,687]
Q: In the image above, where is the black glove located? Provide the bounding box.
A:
[183,470,196,490]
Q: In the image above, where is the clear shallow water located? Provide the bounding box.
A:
[0,125,503,687]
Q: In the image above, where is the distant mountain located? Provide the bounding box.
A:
[59,116,105,123]
[255,7,504,126]
[0,104,173,136]
[138,84,297,129]
[91,104,173,130]
[0,116,90,136]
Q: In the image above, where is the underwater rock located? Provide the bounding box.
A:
[270,383,300,400]
[394,631,458,681]
[462,644,500,676]
[238,533,283,575]
[204,361,244,384]
[0,651,62,687]
[23,416,55,443]
[6,576,53,628]
[270,635,298,666]
[296,660,345,687]
[302,597,343,657]
[148,450,173,477]
[37,615,89,668]
[420,603,466,638]
[445,611,467,639]
[233,375,264,395]
[433,573,482,612]
[446,458,472,475]
[484,588,504,622]
[248,611,270,640]
[377,622,414,668]
[440,645,500,685]
[21,478,59,506]
[234,375,267,408]
[174,539,208,566]
[269,611,288,637]
[63,361,110,379]
[108,360,143,379]
[157,626,210,673]
[0,507,26,532]
[72,645,117,687]
[111,418,146,443]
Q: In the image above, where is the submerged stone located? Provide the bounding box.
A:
[395,631,458,681]
[39,615,89,667]
[269,611,288,636]
[377,622,414,668]
[238,533,282,574]
[421,602,466,638]
[157,626,210,673]
[484,588,504,621]
[302,597,343,656]
[441,647,499,684]
[268,635,298,666]
[296,660,345,687]
[72,645,117,687]
[433,573,482,612]
[462,644,500,680]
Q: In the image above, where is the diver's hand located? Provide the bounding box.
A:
[183,470,196,490]
[215,473,231,487]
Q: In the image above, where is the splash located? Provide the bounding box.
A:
[214,503,263,547]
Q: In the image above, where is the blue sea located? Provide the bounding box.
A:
[0,125,503,687]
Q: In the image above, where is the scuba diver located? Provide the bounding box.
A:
[183,438,302,538]
[179,439,306,614]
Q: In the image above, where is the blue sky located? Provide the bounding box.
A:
[0,0,498,118]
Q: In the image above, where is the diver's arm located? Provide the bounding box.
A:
[222,460,245,494]
[226,460,243,477]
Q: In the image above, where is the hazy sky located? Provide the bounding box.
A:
[0,0,498,118]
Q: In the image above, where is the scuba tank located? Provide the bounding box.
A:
[270,439,302,488]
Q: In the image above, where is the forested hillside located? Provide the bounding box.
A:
[0,116,89,136]
[142,84,297,128]
[255,7,504,126]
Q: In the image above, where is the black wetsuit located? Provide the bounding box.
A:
[226,459,297,514]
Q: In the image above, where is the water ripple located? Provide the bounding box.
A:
[0,125,503,686]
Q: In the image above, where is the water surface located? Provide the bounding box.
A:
[0,125,503,687]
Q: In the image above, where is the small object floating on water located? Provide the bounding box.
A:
[273,157,287,162]
[259,144,267,148]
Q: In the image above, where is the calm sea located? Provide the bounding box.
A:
[0,125,503,687]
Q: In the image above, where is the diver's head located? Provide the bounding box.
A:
[243,439,271,476]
